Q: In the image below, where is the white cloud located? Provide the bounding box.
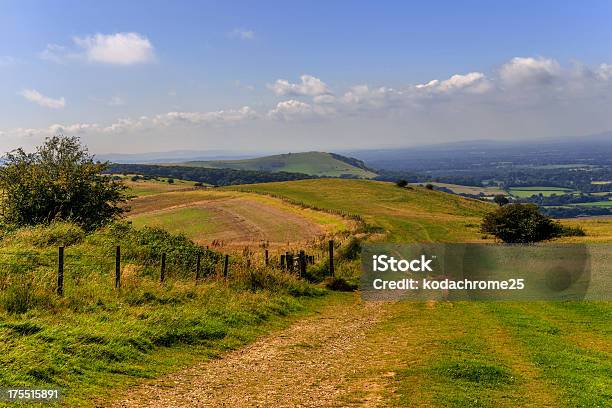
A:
[267,100,313,120]
[73,32,155,65]
[229,28,255,40]
[154,106,258,126]
[268,75,330,96]
[499,57,560,86]
[416,72,492,94]
[19,89,66,109]
[340,85,401,108]
[597,63,612,81]
[38,44,73,63]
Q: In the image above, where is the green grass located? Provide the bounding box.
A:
[414,182,504,196]
[115,175,201,197]
[130,207,225,238]
[352,300,612,407]
[0,222,325,406]
[179,152,378,178]
[571,200,612,207]
[230,179,493,242]
[508,187,576,198]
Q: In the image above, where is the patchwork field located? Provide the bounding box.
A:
[231,179,493,242]
[508,186,576,198]
[415,182,504,196]
[127,189,350,251]
[119,175,201,196]
[572,200,612,207]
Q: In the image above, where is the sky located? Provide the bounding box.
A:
[1,0,612,154]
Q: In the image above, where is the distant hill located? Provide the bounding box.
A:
[177,152,378,179]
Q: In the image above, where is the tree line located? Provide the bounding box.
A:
[107,163,316,186]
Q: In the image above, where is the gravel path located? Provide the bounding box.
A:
[109,296,390,407]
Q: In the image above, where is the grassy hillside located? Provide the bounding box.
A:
[180,152,378,179]
[118,175,202,197]
[127,190,351,251]
[0,221,324,405]
[230,179,493,242]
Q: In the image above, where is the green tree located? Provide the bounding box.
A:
[0,136,128,230]
[395,179,408,188]
[493,194,509,206]
[481,203,572,243]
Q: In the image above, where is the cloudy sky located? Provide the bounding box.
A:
[1,0,612,154]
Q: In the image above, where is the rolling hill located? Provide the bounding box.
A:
[178,152,378,178]
[230,179,494,242]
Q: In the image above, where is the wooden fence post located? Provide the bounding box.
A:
[160,253,166,282]
[196,252,201,282]
[265,249,269,266]
[57,246,64,296]
[329,240,334,277]
[299,250,306,277]
[287,252,294,272]
[223,254,229,278]
[115,245,121,289]
[280,254,286,270]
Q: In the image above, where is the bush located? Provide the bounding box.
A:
[481,203,584,243]
[493,194,509,206]
[425,183,434,190]
[0,136,128,230]
[324,277,357,292]
[396,179,408,188]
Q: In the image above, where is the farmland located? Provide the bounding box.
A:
[507,186,576,198]
[571,200,612,207]
[231,179,493,242]
[127,189,350,251]
[120,175,201,196]
[1,176,610,406]
[411,182,504,196]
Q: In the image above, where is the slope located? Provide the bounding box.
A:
[179,152,378,178]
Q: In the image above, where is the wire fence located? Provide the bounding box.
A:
[0,240,337,297]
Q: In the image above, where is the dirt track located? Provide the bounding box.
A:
[109,295,390,407]
[128,191,336,250]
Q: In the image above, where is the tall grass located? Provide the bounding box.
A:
[0,221,325,404]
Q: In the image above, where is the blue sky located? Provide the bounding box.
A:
[1,1,612,153]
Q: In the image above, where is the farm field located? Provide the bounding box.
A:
[119,175,201,196]
[508,186,576,198]
[2,177,610,407]
[411,182,504,196]
[571,200,612,207]
[231,179,493,242]
[127,189,351,251]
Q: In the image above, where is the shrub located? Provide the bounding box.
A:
[396,179,408,188]
[481,203,583,243]
[493,194,509,206]
[425,183,434,190]
[0,136,128,230]
[324,277,357,292]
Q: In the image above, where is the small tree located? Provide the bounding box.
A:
[167,178,175,184]
[425,183,434,190]
[493,194,509,206]
[396,179,408,188]
[0,135,128,230]
[481,203,565,243]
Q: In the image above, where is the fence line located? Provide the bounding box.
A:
[0,240,336,297]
